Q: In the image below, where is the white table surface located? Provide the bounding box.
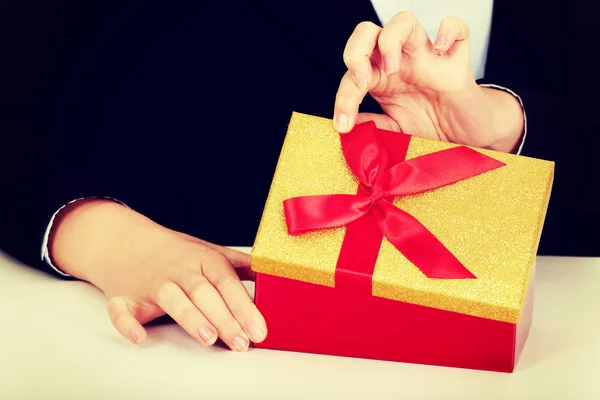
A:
[0,248,598,400]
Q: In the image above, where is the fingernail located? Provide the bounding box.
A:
[198,326,215,344]
[247,324,264,342]
[334,114,348,132]
[383,56,394,74]
[233,336,249,352]
[434,34,447,50]
[129,330,142,344]
[353,72,368,91]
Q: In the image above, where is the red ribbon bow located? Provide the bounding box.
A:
[283,121,506,293]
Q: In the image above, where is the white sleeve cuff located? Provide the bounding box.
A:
[480,83,528,155]
[41,197,128,277]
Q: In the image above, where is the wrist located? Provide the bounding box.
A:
[49,199,166,291]
[480,86,525,153]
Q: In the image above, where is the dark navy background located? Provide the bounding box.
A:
[0,1,382,270]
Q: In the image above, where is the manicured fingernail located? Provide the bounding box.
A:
[129,330,142,344]
[233,336,249,352]
[198,326,215,344]
[383,56,394,74]
[335,114,348,132]
[434,34,447,50]
[247,324,264,342]
[353,72,368,91]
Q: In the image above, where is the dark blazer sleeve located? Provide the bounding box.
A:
[492,84,598,256]
[0,114,73,278]
[476,0,600,256]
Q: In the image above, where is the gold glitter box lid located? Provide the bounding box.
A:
[251,112,554,324]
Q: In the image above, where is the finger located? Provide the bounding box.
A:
[334,71,367,133]
[200,250,267,344]
[174,270,253,351]
[378,11,432,75]
[343,21,382,91]
[355,113,401,132]
[107,296,147,344]
[153,280,219,347]
[433,16,470,55]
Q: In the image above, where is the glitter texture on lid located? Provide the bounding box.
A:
[251,112,554,324]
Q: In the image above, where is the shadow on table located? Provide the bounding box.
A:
[516,325,592,371]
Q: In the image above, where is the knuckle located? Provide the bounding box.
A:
[113,312,129,326]
[377,32,391,48]
[180,306,198,327]
[355,20,378,33]
[187,279,212,303]
[213,273,238,294]
[106,298,121,317]
[342,51,362,67]
[463,23,470,35]
[106,300,130,326]
[442,16,469,34]
[153,280,175,304]
[442,15,460,24]
[378,25,403,48]
[394,10,416,23]
[209,249,230,264]
[199,248,230,274]
[213,316,238,334]
[229,304,251,323]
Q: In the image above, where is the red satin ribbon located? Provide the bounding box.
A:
[283,121,506,293]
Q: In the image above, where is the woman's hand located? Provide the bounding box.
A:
[49,199,266,351]
[334,12,524,153]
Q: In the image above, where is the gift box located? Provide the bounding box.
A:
[251,112,554,372]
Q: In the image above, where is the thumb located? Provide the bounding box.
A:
[172,231,251,268]
[203,240,252,269]
[236,266,256,282]
[218,246,251,269]
[216,246,254,282]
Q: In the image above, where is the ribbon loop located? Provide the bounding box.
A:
[381,146,506,198]
[340,123,390,188]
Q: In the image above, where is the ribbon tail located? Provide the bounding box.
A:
[334,185,385,294]
[373,201,476,279]
[283,194,370,235]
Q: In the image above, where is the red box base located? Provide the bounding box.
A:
[254,271,534,373]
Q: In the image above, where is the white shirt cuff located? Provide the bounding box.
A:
[41,197,128,277]
[479,84,527,155]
